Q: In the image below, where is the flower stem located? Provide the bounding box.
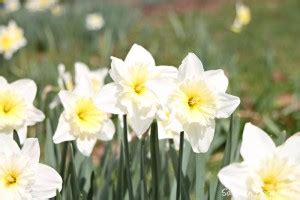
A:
[150,122,160,199]
[140,138,147,200]
[196,153,205,200]
[176,131,184,200]
[123,115,134,200]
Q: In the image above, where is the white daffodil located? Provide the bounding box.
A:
[231,2,251,33]
[75,62,108,94]
[3,0,20,12]
[26,0,57,11]
[0,21,27,60]
[0,136,62,199]
[218,123,300,200]
[167,53,240,153]
[0,76,45,143]
[156,106,181,149]
[98,44,177,137]
[53,84,115,156]
[85,13,105,31]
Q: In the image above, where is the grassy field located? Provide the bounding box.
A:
[0,0,299,199]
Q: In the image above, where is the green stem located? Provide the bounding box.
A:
[140,138,147,200]
[123,115,134,200]
[176,131,184,200]
[150,122,159,199]
[196,153,205,199]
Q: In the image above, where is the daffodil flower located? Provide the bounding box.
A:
[0,136,62,199]
[0,76,45,143]
[53,85,115,156]
[99,44,177,137]
[85,13,105,31]
[2,0,20,12]
[26,0,57,11]
[0,21,26,60]
[218,123,300,200]
[167,53,240,153]
[231,2,251,33]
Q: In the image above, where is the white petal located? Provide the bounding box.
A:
[0,134,20,154]
[218,163,250,200]
[110,56,128,83]
[277,133,300,163]
[240,123,276,166]
[216,92,240,118]
[74,62,94,96]
[31,164,62,199]
[16,125,27,144]
[96,83,124,114]
[156,65,178,79]
[128,105,155,137]
[178,53,204,80]
[184,121,215,153]
[10,79,37,103]
[21,138,40,163]
[147,79,177,104]
[26,106,45,125]
[204,69,229,92]
[53,115,75,144]
[58,90,77,111]
[97,120,115,141]
[124,44,155,67]
[76,138,97,156]
[0,76,8,87]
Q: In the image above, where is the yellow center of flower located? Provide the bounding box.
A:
[70,97,106,138]
[128,64,149,96]
[238,6,251,25]
[4,173,18,187]
[187,95,202,108]
[0,33,13,51]
[0,90,26,124]
[252,157,300,200]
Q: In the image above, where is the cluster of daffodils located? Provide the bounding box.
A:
[231,2,251,33]
[0,76,62,198]
[85,13,105,31]
[97,44,240,153]
[0,21,26,60]
[219,123,300,200]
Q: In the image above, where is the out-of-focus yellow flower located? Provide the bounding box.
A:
[26,0,57,12]
[231,2,251,33]
[85,13,105,31]
[0,20,27,60]
[50,4,64,16]
[2,0,20,12]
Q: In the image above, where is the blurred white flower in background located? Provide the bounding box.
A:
[0,20,27,60]
[2,0,20,12]
[26,0,57,12]
[98,44,177,137]
[0,136,62,199]
[53,81,115,156]
[0,76,45,143]
[49,63,108,109]
[167,53,240,153]
[85,13,105,31]
[219,123,300,200]
[50,4,64,16]
[75,62,108,94]
[231,2,251,33]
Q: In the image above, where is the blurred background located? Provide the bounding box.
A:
[1,0,299,133]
